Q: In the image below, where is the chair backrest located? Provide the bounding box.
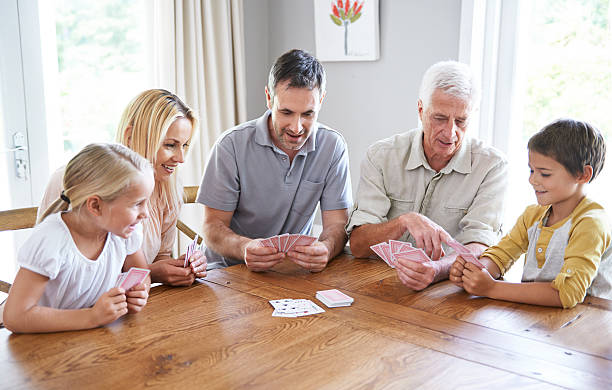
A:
[0,206,38,293]
[0,207,38,232]
[177,186,201,243]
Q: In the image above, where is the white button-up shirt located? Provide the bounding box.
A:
[346,128,508,247]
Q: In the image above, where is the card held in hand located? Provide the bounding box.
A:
[115,267,150,291]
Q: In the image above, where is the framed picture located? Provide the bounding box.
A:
[314,0,380,61]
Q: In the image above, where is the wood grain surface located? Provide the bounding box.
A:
[1,254,610,389]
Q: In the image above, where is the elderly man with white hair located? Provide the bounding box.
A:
[346,61,508,290]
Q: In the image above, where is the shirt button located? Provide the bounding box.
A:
[537,248,543,253]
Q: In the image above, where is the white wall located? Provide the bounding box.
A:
[243,0,462,193]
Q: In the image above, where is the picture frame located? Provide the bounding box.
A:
[314,0,380,62]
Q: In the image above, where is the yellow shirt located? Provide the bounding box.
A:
[482,197,612,308]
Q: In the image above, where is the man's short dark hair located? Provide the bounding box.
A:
[267,49,326,100]
[528,118,606,182]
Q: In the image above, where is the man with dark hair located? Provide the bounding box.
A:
[198,49,352,272]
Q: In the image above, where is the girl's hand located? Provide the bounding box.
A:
[449,256,466,288]
[188,250,207,279]
[461,262,496,297]
[92,287,127,326]
[126,283,149,313]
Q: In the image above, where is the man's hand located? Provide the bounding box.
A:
[286,241,330,272]
[244,239,285,272]
[400,212,452,260]
[395,256,440,290]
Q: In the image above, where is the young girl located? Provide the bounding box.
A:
[450,119,611,308]
[3,143,154,333]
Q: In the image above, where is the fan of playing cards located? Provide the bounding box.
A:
[370,239,484,269]
[184,234,204,268]
[370,240,431,268]
[269,299,325,317]
[259,233,317,253]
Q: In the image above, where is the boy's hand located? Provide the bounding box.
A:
[92,287,128,326]
[126,283,149,313]
[449,256,466,288]
[461,262,496,296]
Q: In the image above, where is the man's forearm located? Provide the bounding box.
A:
[350,217,406,258]
[319,222,348,260]
[203,221,250,261]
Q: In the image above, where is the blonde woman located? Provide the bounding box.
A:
[5,143,153,333]
[38,89,206,286]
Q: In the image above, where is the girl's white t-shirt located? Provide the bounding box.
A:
[18,212,143,310]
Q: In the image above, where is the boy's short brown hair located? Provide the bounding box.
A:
[528,118,606,182]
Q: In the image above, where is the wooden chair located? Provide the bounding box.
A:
[177,186,202,243]
[0,206,38,293]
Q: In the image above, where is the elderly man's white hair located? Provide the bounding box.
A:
[418,61,480,110]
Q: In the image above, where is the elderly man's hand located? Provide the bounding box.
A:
[395,256,441,291]
[399,212,452,260]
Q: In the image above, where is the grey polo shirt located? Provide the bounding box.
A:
[197,110,352,268]
[346,128,508,247]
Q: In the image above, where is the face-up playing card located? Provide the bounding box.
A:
[116,267,150,290]
[269,299,324,317]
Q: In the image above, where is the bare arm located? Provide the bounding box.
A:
[318,208,350,260]
[4,269,127,333]
[461,262,562,307]
[202,206,283,271]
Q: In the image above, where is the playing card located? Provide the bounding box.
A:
[116,267,150,290]
[259,238,275,248]
[370,242,394,268]
[389,240,412,254]
[284,234,301,252]
[394,249,431,264]
[447,239,485,268]
[291,234,317,248]
[269,299,324,317]
[183,234,199,268]
[316,289,354,307]
[279,233,290,252]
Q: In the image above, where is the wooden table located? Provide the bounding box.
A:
[1,254,611,389]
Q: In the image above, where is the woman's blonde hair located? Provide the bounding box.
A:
[115,89,198,211]
[38,143,153,222]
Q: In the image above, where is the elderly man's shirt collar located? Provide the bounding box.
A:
[405,128,472,174]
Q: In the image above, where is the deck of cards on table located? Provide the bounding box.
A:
[269,299,325,317]
[370,240,432,268]
[259,234,317,253]
[316,289,354,308]
[184,234,203,268]
[115,267,150,290]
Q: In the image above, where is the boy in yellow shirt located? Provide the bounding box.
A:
[450,119,611,308]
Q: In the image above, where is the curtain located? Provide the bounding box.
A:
[147,0,247,186]
[147,0,247,254]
